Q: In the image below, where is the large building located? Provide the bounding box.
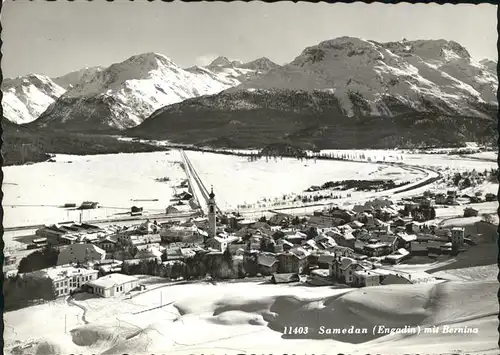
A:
[85,273,140,298]
[31,265,99,298]
[57,243,106,266]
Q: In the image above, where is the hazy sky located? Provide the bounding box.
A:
[1,1,497,78]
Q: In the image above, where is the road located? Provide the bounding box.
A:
[179,149,207,216]
[180,149,223,216]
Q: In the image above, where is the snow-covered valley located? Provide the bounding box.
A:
[3,148,497,230]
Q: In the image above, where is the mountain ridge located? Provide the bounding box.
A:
[4,36,498,154]
[129,37,497,150]
[27,52,277,130]
[228,37,497,118]
[1,74,66,124]
[52,66,105,90]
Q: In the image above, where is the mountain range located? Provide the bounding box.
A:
[130,37,498,149]
[2,54,278,128]
[1,36,498,159]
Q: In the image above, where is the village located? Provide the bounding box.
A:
[5,162,497,308]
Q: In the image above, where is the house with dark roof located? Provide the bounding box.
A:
[384,248,410,265]
[79,201,99,210]
[257,254,279,275]
[331,232,356,250]
[57,244,106,266]
[363,243,390,257]
[277,251,307,274]
[275,239,294,253]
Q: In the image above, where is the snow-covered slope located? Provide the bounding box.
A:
[33,53,246,131]
[231,37,498,117]
[5,280,498,355]
[479,59,497,74]
[52,66,104,90]
[2,74,66,124]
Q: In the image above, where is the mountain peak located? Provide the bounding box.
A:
[209,56,232,67]
[52,66,104,90]
[2,74,65,124]
[124,52,175,67]
[32,52,244,131]
[240,57,280,71]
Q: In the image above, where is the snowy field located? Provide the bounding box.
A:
[3,149,497,229]
[3,152,186,228]
[432,264,498,282]
[184,150,425,211]
[319,149,497,171]
[4,277,498,355]
[401,153,497,172]
[434,202,498,220]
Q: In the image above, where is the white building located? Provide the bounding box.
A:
[85,273,140,298]
[205,234,239,252]
[31,265,99,298]
[352,269,381,287]
[57,243,106,266]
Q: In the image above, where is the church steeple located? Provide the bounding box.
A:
[207,185,216,238]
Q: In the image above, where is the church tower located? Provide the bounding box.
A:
[207,186,217,238]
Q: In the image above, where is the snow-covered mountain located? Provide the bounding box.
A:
[187,56,281,86]
[33,53,280,131]
[239,57,281,72]
[131,37,497,150]
[1,74,66,124]
[33,53,247,130]
[229,37,498,118]
[479,59,497,74]
[52,66,104,90]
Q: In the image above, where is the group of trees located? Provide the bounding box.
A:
[320,179,409,192]
[17,245,59,273]
[487,168,498,183]
[112,239,139,260]
[259,143,308,159]
[401,206,437,221]
[4,245,61,311]
[4,274,56,311]
[121,248,251,281]
[451,168,497,189]
[3,122,164,166]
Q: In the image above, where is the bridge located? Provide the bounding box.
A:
[179,150,223,217]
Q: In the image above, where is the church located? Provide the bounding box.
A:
[203,187,235,252]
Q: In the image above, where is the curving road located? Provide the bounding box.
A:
[232,162,444,217]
